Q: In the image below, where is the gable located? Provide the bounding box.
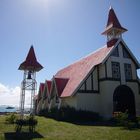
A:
[78,67,99,93]
[42,84,47,99]
[55,45,113,97]
[111,46,119,57]
[103,39,140,69]
[54,77,69,97]
[47,81,52,93]
[42,80,52,100]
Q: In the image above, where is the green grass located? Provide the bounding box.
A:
[0,115,140,140]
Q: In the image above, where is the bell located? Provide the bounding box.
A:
[27,71,32,79]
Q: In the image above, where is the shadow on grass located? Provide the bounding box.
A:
[4,132,43,140]
[55,118,140,130]
[61,119,120,127]
[72,121,116,126]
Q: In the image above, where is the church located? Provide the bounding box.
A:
[36,7,140,118]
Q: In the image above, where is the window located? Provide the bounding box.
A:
[123,48,130,58]
[111,47,119,57]
[112,62,120,79]
[124,64,132,80]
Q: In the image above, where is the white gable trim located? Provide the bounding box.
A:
[102,38,140,68]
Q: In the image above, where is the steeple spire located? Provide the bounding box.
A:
[102,7,127,47]
[19,45,43,71]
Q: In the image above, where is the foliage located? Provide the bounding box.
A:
[5,113,18,124]
[16,116,38,126]
[40,106,101,122]
[38,109,48,116]
[15,115,38,132]
[112,112,139,129]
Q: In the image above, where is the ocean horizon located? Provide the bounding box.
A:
[0,105,30,113]
[0,105,17,113]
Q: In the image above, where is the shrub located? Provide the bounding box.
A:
[112,111,139,129]
[5,113,18,124]
[42,106,101,122]
[15,115,38,132]
[38,109,50,117]
[113,112,128,126]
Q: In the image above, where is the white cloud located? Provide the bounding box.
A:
[0,83,32,107]
[0,83,9,94]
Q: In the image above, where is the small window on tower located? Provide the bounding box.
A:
[111,47,119,57]
[112,62,120,79]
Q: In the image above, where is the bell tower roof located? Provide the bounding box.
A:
[18,45,43,71]
[102,7,127,35]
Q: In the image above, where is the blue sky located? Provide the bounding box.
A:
[0,0,140,105]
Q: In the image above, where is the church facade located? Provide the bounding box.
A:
[36,7,140,118]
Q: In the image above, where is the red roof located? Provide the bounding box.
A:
[54,77,69,97]
[42,80,52,99]
[19,46,43,71]
[102,7,127,35]
[46,80,52,94]
[55,45,113,97]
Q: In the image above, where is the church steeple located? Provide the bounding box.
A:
[102,7,127,47]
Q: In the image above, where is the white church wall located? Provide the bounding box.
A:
[42,99,49,110]
[36,99,42,114]
[131,60,137,80]
[99,64,105,79]
[86,74,92,90]
[100,81,120,118]
[80,84,85,90]
[49,85,57,109]
[127,82,140,116]
[106,57,112,78]
[93,67,98,91]
[76,93,100,113]
[61,96,77,108]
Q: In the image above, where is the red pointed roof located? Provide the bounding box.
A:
[46,80,52,94]
[102,7,127,35]
[42,80,52,99]
[54,77,69,97]
[18,46,43,71]
[55,45,114,97]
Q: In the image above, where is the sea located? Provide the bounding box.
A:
[0,105,31,114]
[0,105,18,113]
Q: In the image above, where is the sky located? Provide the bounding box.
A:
[0,0,140,106]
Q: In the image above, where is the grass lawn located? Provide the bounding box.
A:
[0,115,140,140]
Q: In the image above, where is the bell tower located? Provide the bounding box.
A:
[102,7,127,47]
[18,46,43,118]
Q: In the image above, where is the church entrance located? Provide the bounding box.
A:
[113,85,136,116]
